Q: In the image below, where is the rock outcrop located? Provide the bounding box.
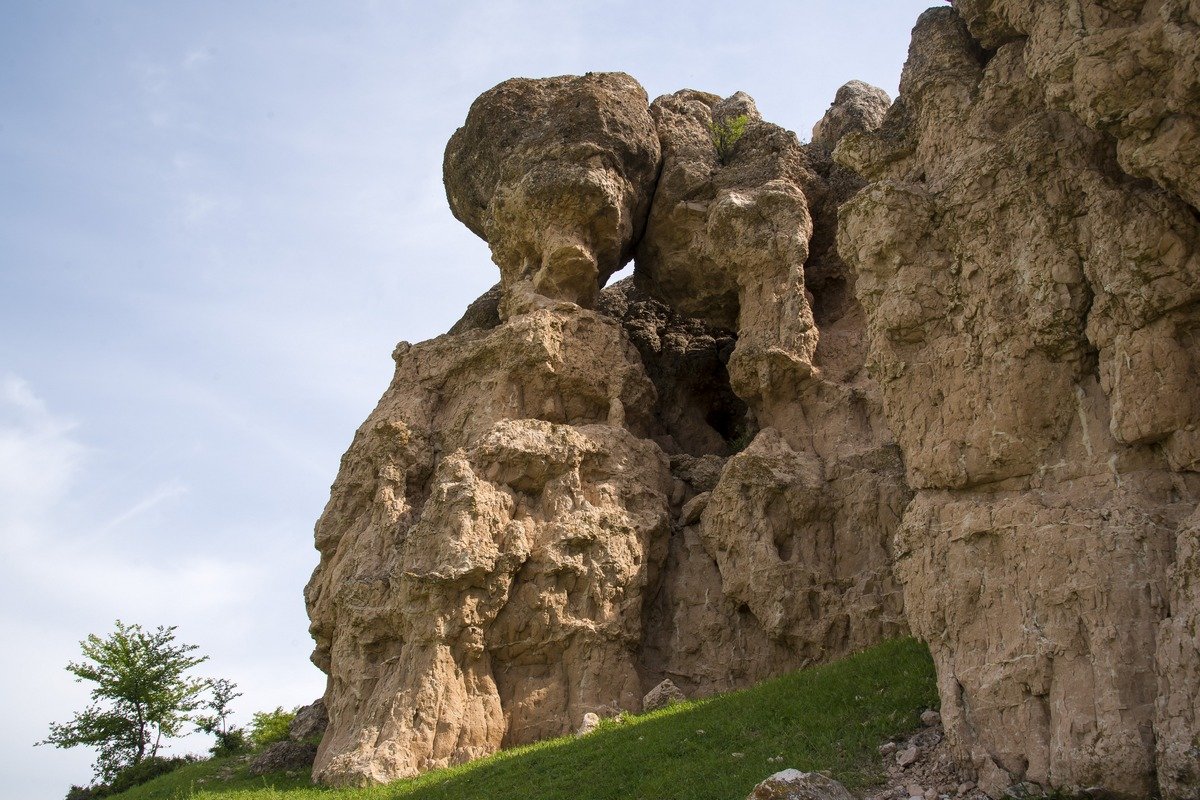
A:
[837,5,1200,797]
[443,72,660,315]
[307,6,1198,795]
[306,72,906,787]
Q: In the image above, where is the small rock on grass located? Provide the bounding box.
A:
[747,770,856,800]
[643,678,687,711]
[577,712,600,735]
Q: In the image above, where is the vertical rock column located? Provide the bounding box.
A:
[633,86,911,682]
[306,72,671,786]
[837,7,1200,797]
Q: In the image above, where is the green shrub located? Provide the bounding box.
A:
[105,756,194,794]
[64,755,194,799]
[709,113,750,164]
[249,707,295,750]
[209,726,250,757]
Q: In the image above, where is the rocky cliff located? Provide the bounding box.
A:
[305,3,1199,796]
[837,5,1199,797]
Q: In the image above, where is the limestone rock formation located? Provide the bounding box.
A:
[247,699,328,776]
[836,5,1200,797]
[811,81,891,154]
[1157,507,1200,800]
[309,12,1197,792]
[953,0,1200,211]
[307,73,908,788]
[443,72,660,315]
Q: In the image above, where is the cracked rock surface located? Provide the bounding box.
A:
[837,5,1200,797]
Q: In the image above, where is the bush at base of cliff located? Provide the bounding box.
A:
[63,756,195,800]
[209,727,250,758]
[249,707,296,750]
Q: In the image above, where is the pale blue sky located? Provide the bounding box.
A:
[0,2,935,796]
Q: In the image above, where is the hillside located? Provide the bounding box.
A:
[111,638,936,800]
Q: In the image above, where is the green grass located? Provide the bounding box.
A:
[110,637,936,800]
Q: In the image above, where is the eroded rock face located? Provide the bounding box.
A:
[309,74,910,787]
[811,80,891,154]
[953,0,1200,211]
[633,86,908,694]
[597,277,747,457]
[305,305,671,785]
[1157,506,1200,800]
[836,6,1200,796]
[636,90,818,414]
[443,72,660,314]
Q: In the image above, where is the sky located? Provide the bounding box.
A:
[0,2,936,797]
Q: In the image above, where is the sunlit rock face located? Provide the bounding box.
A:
[309,10,1199,791]
[443,72,660,316]
[307,72,907,787]
[836,5,1200,797]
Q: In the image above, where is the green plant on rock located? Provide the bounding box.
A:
[709,113,750,164]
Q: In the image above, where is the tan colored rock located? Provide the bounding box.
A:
[953,0,1200,211]
[305,303,674,785]
[837,6,1200,797]
[811,80,891,153]
[443,72,660,313]
[1157,506,1200,800]
[597,277,747,457]
[642,678,686,712]
[632,85,908,695]
[636,89,818,413]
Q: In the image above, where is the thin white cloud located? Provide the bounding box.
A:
[0,375,86,541]
[96,479,189,535]
[183,47,214,70]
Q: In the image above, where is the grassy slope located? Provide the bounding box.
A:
[113,637,936,800]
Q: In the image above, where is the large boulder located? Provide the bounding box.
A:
[444,72,660,314]
[811,80,891,153]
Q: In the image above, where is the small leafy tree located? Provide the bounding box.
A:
[248,706,295,750]
[709,113,750,164]
[194,677,247,756]
[39,621,214,781]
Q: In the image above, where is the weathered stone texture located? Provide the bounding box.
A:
[443,72,660,314]
[953,0,1200,211]
[305,304,671,785]
[308,74,907,787]
[1157,506,1200,800]
[837,5,1200,797]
